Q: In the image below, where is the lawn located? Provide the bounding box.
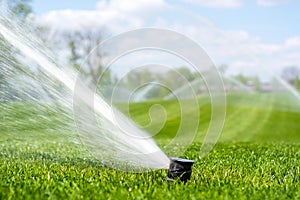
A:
[0,93,299,199]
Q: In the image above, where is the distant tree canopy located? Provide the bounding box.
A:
[65,29,118,87]
[234,74,261,92]
[0,0,32,20]
[0,0,33,101]
[281,66,300,82]
[281,66,300,90]
[9,0,32,19]
[120,66,203,99]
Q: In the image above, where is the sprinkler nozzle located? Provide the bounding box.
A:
[167,157,194,182]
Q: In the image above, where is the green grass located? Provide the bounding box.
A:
[0,93,300,199]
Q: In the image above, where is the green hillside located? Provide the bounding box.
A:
[120,93,300,144]
[0,93,299,199]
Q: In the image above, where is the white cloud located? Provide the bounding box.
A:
[96,0,167,15]
[181,0,243,8]
[285,37,300,48]
[257,0,290,6]
[34,0,300,79]
[167,19,300,77]
[36,0,168,33]
[256,44,281,54]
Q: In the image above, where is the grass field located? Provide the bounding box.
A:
[0,93,299,199]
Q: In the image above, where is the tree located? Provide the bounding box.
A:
[293,76,300,91]
[123,68,154,90]
[253,76,261,92]
[0,0,33,101]
[281,66,300,90]
[65,30,117,87]
[9,0,32,20]
[235,74,248,85]
[0,0,32,20]
[281,66,300,83]
[177,67,196,82]
[234,74,262,92]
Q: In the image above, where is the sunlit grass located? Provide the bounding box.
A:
[0,93,299,199]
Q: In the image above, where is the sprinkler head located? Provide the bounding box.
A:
[167,157,194,182]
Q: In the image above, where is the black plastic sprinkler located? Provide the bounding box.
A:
[167,157,194,182]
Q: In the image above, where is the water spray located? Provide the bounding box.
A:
[0,13,225,175]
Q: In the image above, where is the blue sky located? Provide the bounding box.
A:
[31,0,300,44]
[30,0,300,77]
[189,3,300,44]
[32,0,98,14]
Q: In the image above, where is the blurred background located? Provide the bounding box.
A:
[1,0,300,149]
